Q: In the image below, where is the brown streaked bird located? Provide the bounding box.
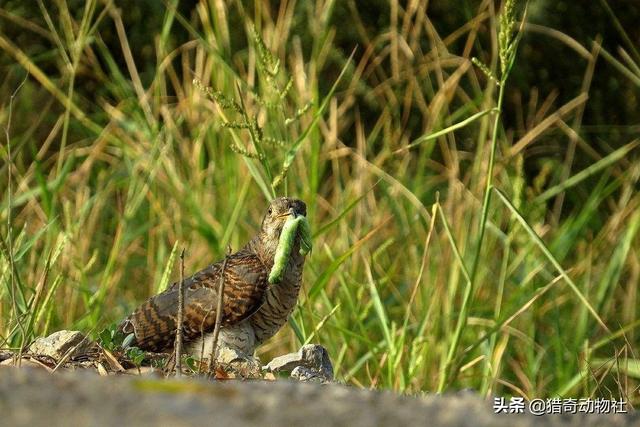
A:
[118,197,308,356]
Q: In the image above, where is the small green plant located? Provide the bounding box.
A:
[126,346,145,368]
[184,355,198,372]
[150,357,167,370]
[97,324,127,352]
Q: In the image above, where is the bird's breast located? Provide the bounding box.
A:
[250,247,306,344]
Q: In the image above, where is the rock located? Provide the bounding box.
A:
[291,366,328,383]
[28,331,94,362]
[266,344,333,383]
[216,347,262,379]
[264,352,300,372]
[217,347,245,364]
[123,366,163,377]
[0,358,47,369]
[0,351,13,364]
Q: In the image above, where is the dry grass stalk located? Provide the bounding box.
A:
[174,249,186,377]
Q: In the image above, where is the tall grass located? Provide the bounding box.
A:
[1,0,639,403]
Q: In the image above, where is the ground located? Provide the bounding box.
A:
[0,367,635,427]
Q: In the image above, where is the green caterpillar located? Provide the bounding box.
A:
[297,216,312,256]
[269,215,312,284]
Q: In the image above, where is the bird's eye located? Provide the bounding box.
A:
[268,208,273,215]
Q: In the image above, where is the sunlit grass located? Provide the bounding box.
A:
[1,0,639,404]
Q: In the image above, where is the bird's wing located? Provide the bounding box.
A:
[119,250,269,352]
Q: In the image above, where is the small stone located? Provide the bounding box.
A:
[0,351,13,363]
[216,347,262,379]
[124,366,162,377]
[299,344,333,380]
[265,344,334,383]
[97,363,109,376]
[291,366,329,383]
[217,347,245,364]
[0,358,46,369]
[28,330,95,362]
[264,351,303,373]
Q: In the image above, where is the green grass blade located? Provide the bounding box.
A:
[157,240,180,293]
[493,187,609,332]
[396,108,497,154]
[308,218,390,299]
[536,139,639,203]
[274,48,356,186]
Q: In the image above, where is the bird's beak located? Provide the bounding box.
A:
[277,209,296,219]
[277,205,305,219]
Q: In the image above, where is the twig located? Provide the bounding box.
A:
[51,334,92,373]
[162,351,176,378]
[207,246,231,374]
[174,248,186,377]
[198,318,208,374]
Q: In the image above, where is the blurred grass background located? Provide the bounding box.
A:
[1,0,639,402]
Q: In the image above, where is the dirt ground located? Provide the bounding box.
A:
[0,367,636,427]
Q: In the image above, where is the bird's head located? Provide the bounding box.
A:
[258,197,307,261]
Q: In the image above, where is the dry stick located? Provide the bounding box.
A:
[197,317,208,374]
[51,333,93,374]
[174,249,186,377]
[207,246,231,375]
